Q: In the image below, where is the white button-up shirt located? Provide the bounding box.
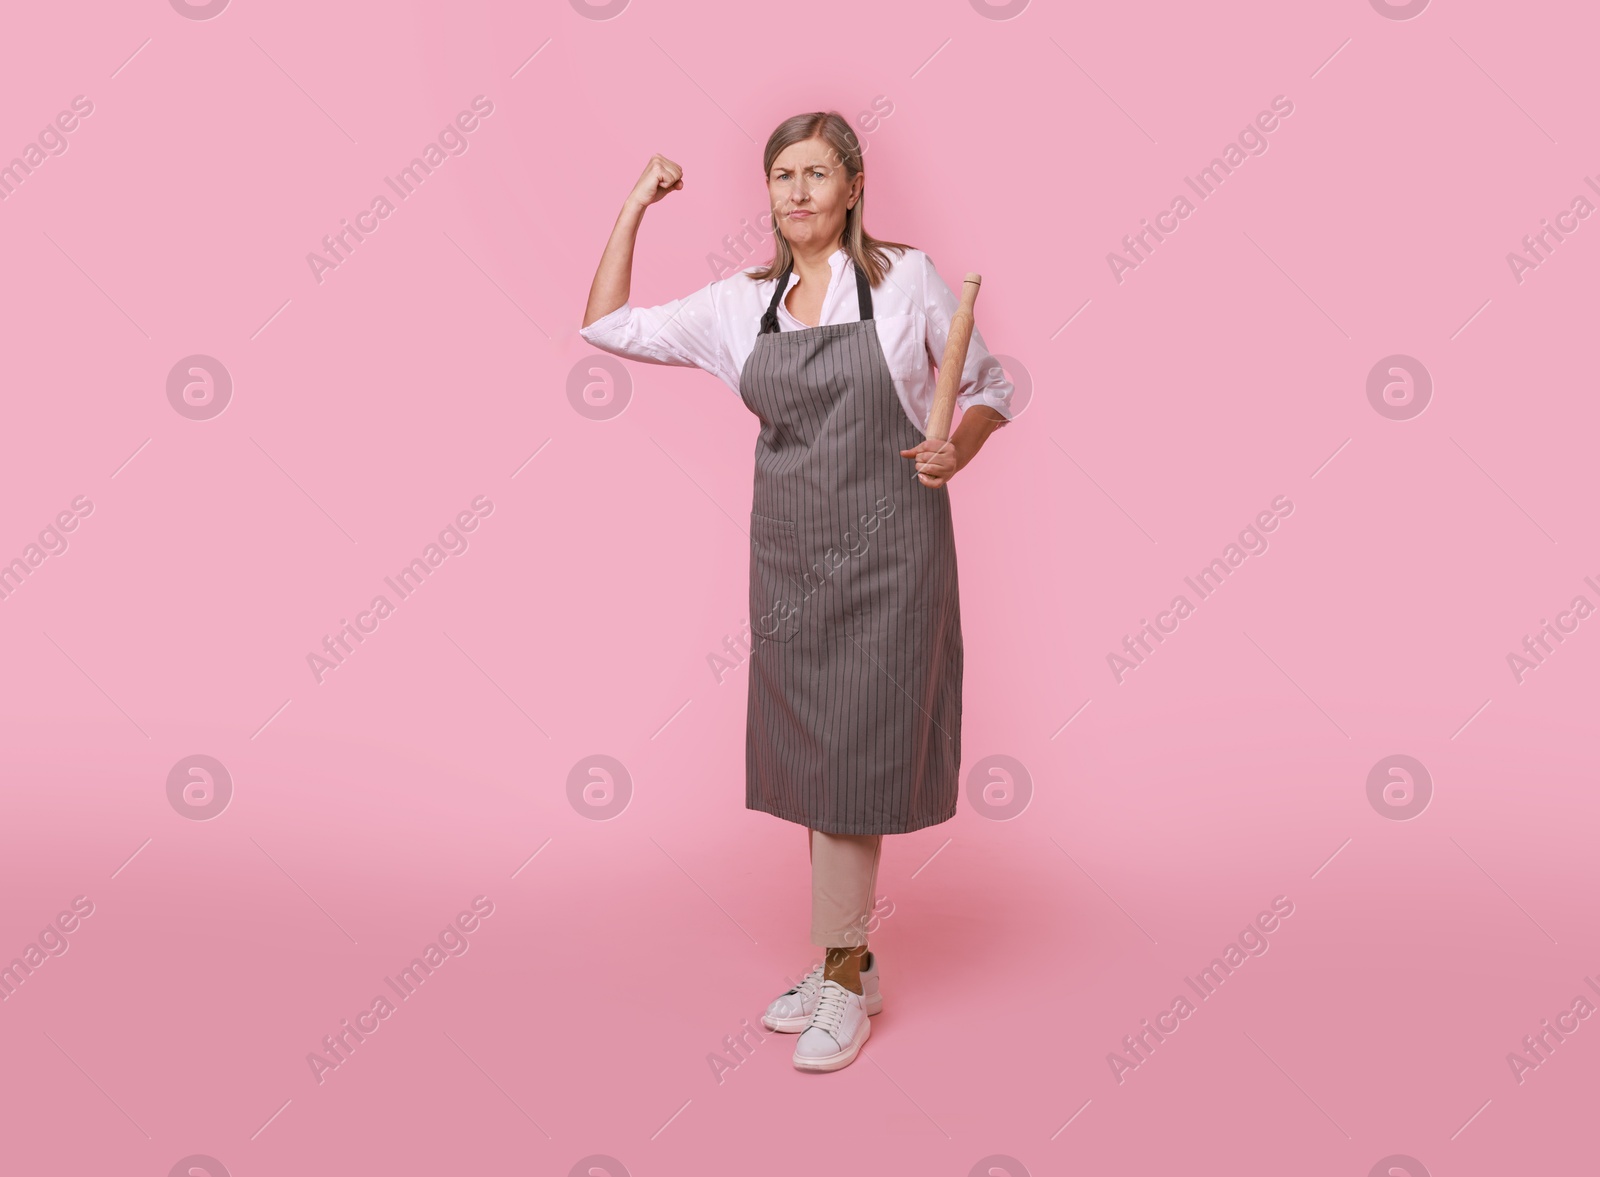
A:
[578,246,1015,432]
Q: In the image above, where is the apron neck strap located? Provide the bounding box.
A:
[759,253,874,334]
[854,258,873,321]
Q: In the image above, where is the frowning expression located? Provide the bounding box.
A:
[768,137,862,251]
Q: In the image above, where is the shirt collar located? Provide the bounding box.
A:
[776,247,851,325]
[784,246,849,284]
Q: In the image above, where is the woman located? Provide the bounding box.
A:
[580,111,1014,1073]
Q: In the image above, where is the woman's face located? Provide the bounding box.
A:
[767,136,862,253]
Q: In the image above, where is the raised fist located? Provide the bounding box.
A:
[629,154,684,208]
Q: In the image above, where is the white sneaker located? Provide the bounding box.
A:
[793,979,871,1072]
[762,951,882,1033]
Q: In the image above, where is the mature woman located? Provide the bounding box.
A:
[581,110,1014,1073]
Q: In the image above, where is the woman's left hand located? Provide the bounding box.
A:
[902,407,1008,488]
[900,438,962,489]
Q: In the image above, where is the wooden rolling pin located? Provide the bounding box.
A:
[923,273,982,447]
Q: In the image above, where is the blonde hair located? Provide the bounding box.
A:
[746,111,913,288]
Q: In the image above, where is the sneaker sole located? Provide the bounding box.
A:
[763,991,882,1033]
[792,1016,871,1072]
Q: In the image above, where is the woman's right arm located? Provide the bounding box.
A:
[578,156,732,380]
[583,154,684,328]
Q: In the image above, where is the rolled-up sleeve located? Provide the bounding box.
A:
[578,280,736,389]
[921,254,1016,422]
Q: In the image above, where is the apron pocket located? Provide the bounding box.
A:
[845,599,931,639]
[750,511,802,643]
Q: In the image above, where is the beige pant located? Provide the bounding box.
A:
[809,828,883,948]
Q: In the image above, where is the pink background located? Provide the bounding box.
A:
[1,1,1596,1174]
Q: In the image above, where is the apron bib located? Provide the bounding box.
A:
[738,255,963,836]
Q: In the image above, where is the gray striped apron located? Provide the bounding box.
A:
[739,256,963,836]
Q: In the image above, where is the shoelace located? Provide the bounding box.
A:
[808,981,853,1039]
[782,964,824,1007]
